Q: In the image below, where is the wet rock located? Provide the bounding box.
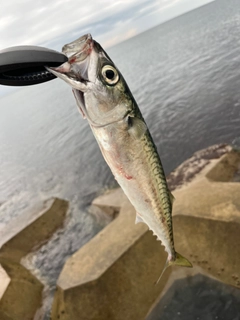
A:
[167,144,232,191]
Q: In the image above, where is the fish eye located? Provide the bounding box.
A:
[101,65,119,85]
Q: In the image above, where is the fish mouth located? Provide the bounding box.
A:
[62,33,93,59]
[46,33,95,91]
[62,33,93,81]
[47,34,124,128]
[47,34,103,124]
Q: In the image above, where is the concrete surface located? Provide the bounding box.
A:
[0,198,69,263]
[0,265,10,300]
[146,273,240,320]
[51,199,169,320]
[0,198,69,320]
[0,259,44,320]
[51,144,240,320]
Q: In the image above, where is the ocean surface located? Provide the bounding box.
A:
[1,0,240,317]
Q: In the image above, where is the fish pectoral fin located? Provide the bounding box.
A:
[128,117,147,140]
[155,252,192,285]
[135,213,145,224]
[72,89,86,119]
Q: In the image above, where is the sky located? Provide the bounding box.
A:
[0,0,214,96]
[1,0,214,51]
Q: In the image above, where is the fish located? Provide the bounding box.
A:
[47,33,192,283]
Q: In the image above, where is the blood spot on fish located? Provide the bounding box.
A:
[116,166,132,180]
[87,46,92,55]
[69,56,77,63]
[87,41,93,55]
[161,217,165,223]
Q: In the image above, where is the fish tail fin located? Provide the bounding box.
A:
[172,252,193,268]
[155,252,192,285]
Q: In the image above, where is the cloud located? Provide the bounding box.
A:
[0,1,141,47]
[0,0,214,52]
[0,0,214,96]
[98,28,138,48]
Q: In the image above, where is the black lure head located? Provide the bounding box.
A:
[0,45,68,86]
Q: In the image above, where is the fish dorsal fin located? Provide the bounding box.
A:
[128,117,147,140]
[135,213,145,224]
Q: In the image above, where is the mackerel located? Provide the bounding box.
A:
[48,34,192,282]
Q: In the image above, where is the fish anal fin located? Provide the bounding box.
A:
[128,117,147,140]
[135,213,145,224]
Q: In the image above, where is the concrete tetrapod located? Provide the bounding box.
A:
[51,145,240,320]
[0,198,69,320]
[0,265,10,300]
